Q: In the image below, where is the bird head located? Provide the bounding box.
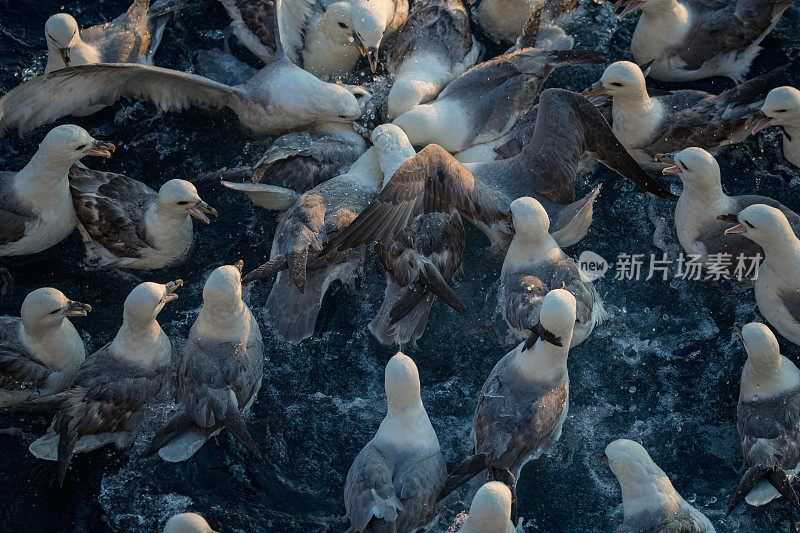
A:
[157,179,217,223]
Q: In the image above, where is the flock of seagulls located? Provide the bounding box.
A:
[0,0,798,530]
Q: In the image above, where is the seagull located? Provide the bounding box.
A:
[602,439,715,532]
[453,481,516,533]
[0,0,362,136]
[146,262,265,463]
[350,0,409,72]
[371,212,467,346]
[23,280,180,485]
[1,125,114,258]
[163,513,216,533]
[240,124,414,344]
[500,197,606,347]
[718,204,800,345]
[727,322,800,515]
[43,0,172,73]
[614,0,795,82]
[392,48,605,152]
[468,289,576,522]
[747,86,800,167]
[386,0,481,119]
[0,288,90,408]
[221,0,362,78]
[321,89,674,261]
[582,61,786,168]
[344,352,446,532]
[663,147,800,265]
[220,123,367,211]
[69,169,218,270]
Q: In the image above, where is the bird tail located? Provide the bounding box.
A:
[220,181,301,211]
[0,391,74,416]
[726,465,800,517]
[143,410,194,457]
[370,280,433,346]
[437,454,488,502]
[223,398,264,464]
[265,269,328,343]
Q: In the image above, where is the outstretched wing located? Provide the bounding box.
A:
[69,166,156,258]
[525,89,673,200]
[323,144,509,255]
[0,63,252,135]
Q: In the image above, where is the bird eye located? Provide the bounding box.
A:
[77,144,87,150]
[176,201,190,205]
[679,162,689,171]
[610,82,623,87]
[744,220,754,229]
[49,308,61,315]
[775,109,787,113]
[338,22,348,28]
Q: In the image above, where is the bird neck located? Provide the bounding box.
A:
[640,0,685,18]
[19,319,85,372]
[377,148,415,186]
[13,155,73,213]
[110,318,171,371]
[503,233,560,273]
[349,148,384,189]
[513,341,569,384]
[677,178,727,213]
[620,474,681,520]
[741,355,800,400]
[194,300,250,343]
[374,402,439,451]
[760,229,800,266]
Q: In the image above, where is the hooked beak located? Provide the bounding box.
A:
[63,300,92,317]
[164,279,182,303]
[234,260,244,274]
[716,214,747,235]
[615,0,645,19]
[599,453,609,467]
[366,47,379,73]
[733,321,743,341]
[745,112,776,135]
[85,140,116,158]
[59,47,71,67]
[582,82,608,99]
[187,201,218,224]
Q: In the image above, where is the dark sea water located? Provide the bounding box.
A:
[0,0,799,531]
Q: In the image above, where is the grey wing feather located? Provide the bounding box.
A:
[0,63,253,135]
[323,144,509,255]
[345,443,402,532]
[0,172,31,247]
[394,450,447,530]
[81,0,153,63]
[0,318,58,394]
[69,167,156,258]
[738,392,800,470]
[502,272,548,333]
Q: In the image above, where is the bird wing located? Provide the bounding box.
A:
[69,166,156,259]
[0,320,57,394]
[0,172,32,247]
[675,0,793,71]
[0,63,252,135]
[645,66,787,157]
[501,272,548,333]
[345,443,403,532]
[221,0,278,63]
[81,0,153,63]
[323,144,509,256]
[522,89,673,201]
[394,449,447,528]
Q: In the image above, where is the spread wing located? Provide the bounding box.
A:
[69,166,156,258]
[322,144,509,256]
[0,172,32,247]
[81,0,153,63]
[0,63,252,135]
[524,89,673,200]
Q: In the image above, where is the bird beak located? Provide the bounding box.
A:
[653,153,674,165]
[63,300,92,317]
[716,214,747,235]
[85,140,116,158]
[60,47,71,67]
[581,82,607,99]
[733,322,743,341]
[661,165,681,175]
[745,112,776,135]
[234,260,244,274]
[615,0,645,19]
[367,47,379,73]
[164,279,182,303]
[187,201,217,224]
[599,453,609,467]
